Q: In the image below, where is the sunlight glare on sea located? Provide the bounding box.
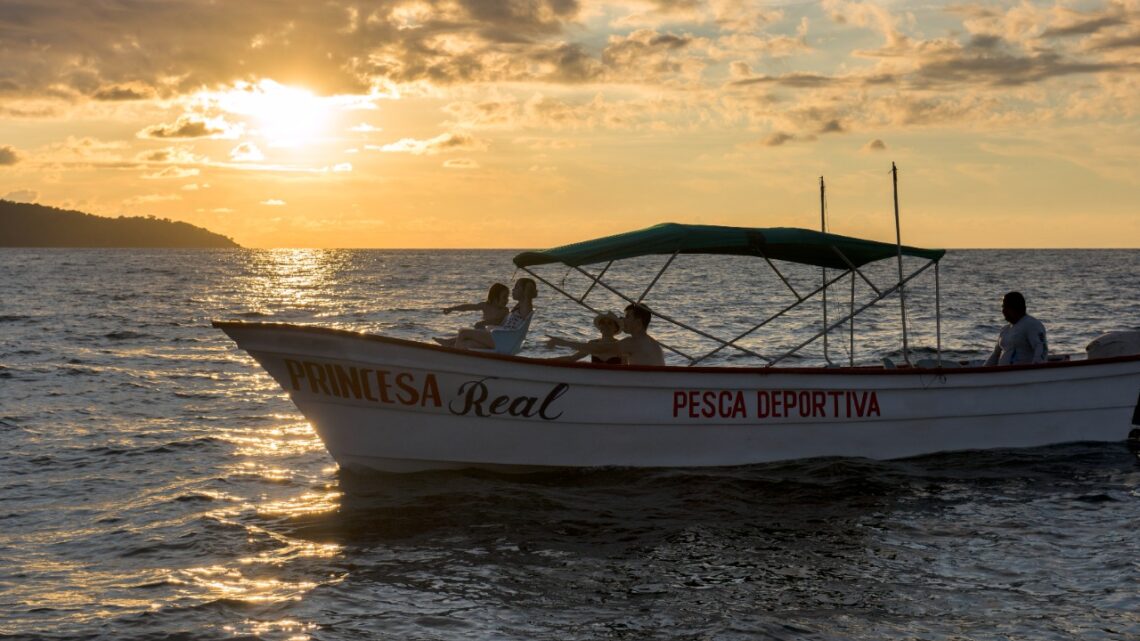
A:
[0,248,1137,640]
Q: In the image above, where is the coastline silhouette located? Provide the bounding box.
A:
[1,200,240,248]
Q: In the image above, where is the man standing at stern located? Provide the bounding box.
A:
[985,291,1048,366]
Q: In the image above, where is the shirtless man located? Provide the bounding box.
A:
[984,291,1048,366]
[549,303,665,366]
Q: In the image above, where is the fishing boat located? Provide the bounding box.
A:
[216,168,1140,472]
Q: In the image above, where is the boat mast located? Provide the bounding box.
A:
[820,176,830,364]
[891,162,910,365]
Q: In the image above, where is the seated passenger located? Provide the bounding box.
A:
[548,303,665,366]
[984,291,1048,366]
[441,282,510,329]
[546,311,623,364]
[452,278,538,351]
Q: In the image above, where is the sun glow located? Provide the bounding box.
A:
[216,80,333,147]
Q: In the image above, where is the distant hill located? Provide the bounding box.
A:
[0,200,240,248]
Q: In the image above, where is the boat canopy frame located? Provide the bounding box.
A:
[513,223,946,367]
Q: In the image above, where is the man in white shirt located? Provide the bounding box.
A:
[984,291,1048,366]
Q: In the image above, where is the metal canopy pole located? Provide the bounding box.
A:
[568,264,764,362]
[820,176,830,364]
[579,260,613,303]
[521,266,696,362]
[891,162,911,365]
[767,258,938,367]
[638,250,679,303]
[849,271,855,367]
[935,261,942,365]
[691,268,853,365]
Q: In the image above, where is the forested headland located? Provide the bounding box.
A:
[1,200,240,248]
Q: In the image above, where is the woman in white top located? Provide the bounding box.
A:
[453,278,537,351]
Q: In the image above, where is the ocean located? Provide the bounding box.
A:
[1,248,1138,640]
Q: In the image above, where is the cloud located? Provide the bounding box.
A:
[379,132,487,155]
[861,138,886,152]
[142,166,201,179]
[139,115,239,139]
[93,83,156,101]
[136,146,207,165]
[3,189,38,202]
[260,199,286,206]
[229,142,265,162]
[762,132,796,146]
[0,145,21,165]
[123,194,181,205]
[443,158,480,169]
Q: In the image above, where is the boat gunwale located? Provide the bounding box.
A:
[212,320,1140,376]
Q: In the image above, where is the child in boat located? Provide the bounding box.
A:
[546,311,623,364]
[451,279,537,351]
[442,283,510,329]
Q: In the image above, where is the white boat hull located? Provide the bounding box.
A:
[216,322,1140,473]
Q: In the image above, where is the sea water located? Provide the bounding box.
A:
[1,248,1138,640]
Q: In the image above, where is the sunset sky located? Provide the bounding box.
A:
[1,0,1138,248]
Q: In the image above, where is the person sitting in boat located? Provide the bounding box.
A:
[545,311,624,364]
[984,291,1048,366]
[548,303,665,366]
[450,278,538,351]
[441,282,510,329]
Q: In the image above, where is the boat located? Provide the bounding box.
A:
[215,217,1140,473]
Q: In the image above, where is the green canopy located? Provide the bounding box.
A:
[513,223,944,270]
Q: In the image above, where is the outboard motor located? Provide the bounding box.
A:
[1087,330,1140,359]
[1130,392,1140,461]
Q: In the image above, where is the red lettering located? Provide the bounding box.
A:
[334,364,363,399]
[867,391,880,417]
[360,369,378,401]
[285,359,305,391]
[375,370,393,403]
[731,391,746,418]
[395,372,419,405]
[783,390,797,416]
[829,391,842,416]
[701,391,715,418]
[798,391,811,417]
[688,391,699,418]
[323,364,343,397]
[304,361,332,396]
[756,391,769,418]
[854,391,868,417]
[812,391,826,417]
[421,374,441,407]
[673,391,686,418]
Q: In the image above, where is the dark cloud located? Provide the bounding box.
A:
[1090,32,1140,50]
[139,116,230,139]
[93,84,155,101]
[0,145,21,165]
[1042,15,1126,38]
[763,132,795,146]
[0,0,586,98]
[731,72,836,88]
[862,139,886,152]
[818,119,844,133]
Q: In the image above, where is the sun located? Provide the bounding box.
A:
[217,80,332,148]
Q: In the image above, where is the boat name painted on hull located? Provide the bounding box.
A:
[449,379,569,420]
[673,389,881,419]
[284,359,569,420]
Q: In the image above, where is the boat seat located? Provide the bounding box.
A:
[472,313,533,356]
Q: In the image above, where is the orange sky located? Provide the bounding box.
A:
[1,0,1138,248]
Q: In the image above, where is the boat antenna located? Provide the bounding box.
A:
[891,162,910,365]
[820,176,831,365]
